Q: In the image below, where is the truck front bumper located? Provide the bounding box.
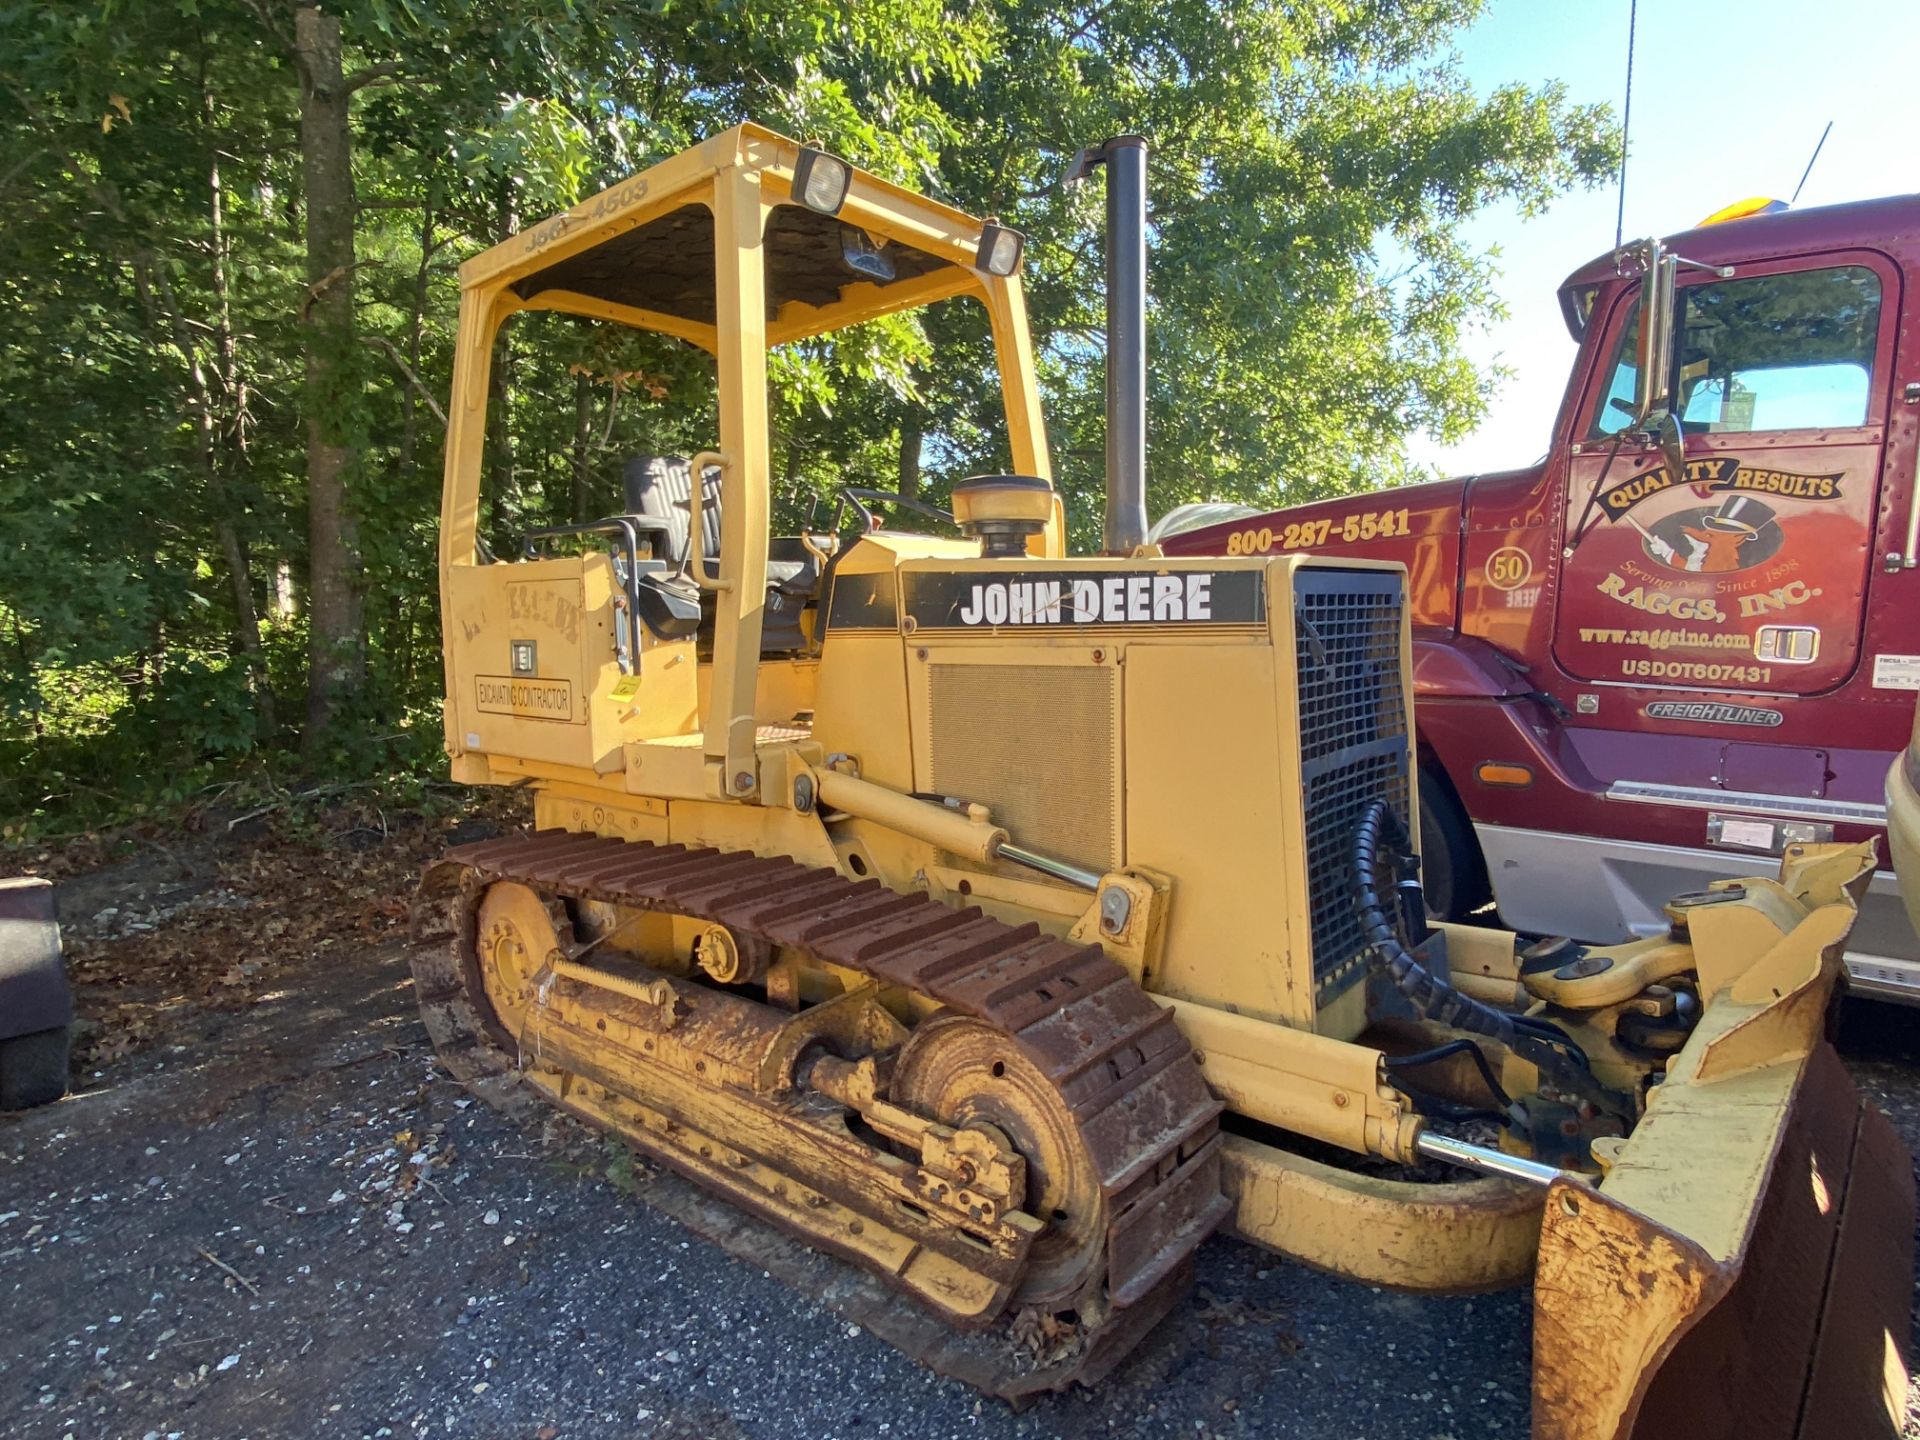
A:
[1474,821,1920,1002]
[1889,745,1920,938]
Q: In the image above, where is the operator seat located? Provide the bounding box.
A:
[622,455,817,654]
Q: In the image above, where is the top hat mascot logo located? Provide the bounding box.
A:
[1674,494,1776,572]
[1633,492,1783,573]
[1594,457,1837,575]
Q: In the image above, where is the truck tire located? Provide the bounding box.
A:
[0,1026,70,1110]
[1418,767,1491,921]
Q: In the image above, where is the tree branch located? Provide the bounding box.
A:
[238,0,294,58]
[0,145,50,199]
[362,336,447,427]
[302,259,374,320]
[343,61,408,95]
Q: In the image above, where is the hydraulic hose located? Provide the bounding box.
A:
[1384,1038,1515,1125]
[1352,801,1599,1103]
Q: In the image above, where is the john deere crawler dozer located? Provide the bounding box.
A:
[416,125,1914,1437]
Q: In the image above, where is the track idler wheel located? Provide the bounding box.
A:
[474,881,567,1044]
[892,1014,1109,1308]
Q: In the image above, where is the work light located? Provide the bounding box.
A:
[840,229,897,281]
[976,221,1024,277]
[792,146,852,215]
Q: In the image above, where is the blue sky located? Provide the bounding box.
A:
[1407,0,1920,477]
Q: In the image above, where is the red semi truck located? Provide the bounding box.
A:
[1162,195,1920,999]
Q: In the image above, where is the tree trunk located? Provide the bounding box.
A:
[131,609,166,709]
[10,615,41,738]
[397,203,434,479]
[571,370,593,522]
[486,180,519,525]
[897,414,923,498]
[396,593,416,702]
[273,561,298,619]
[202,61,277,740]
[487,341,516,528]
[295,2,365,756]
[150,257,275,742]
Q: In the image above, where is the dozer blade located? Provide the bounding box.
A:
[1533,851,1915,1440]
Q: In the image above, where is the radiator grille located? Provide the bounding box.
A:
[927,663,1119,872]
[1294,570,1410,1006]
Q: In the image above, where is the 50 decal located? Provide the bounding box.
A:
[1224,508,1412,555]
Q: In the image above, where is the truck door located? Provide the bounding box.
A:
[1553,253,1899,697]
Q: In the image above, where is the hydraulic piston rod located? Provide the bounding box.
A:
[1414,1131,1573,1189]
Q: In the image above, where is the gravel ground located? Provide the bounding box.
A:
[3,879,1917,1439]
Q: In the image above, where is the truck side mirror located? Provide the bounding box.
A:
[1629,240,1678,433]
[1655,410,1686,491]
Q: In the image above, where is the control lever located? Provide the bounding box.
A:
[800,495,842,568]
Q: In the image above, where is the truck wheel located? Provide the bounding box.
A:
[1418,768,1491,921]
[0,1026,71,1110]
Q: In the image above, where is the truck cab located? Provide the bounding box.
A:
[1165,195,1920,998]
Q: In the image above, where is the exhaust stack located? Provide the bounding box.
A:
[1068,136,1150,555]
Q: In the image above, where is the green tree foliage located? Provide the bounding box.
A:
[0,0,1616,828]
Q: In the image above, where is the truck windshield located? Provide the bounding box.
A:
[1588,264,1881,438]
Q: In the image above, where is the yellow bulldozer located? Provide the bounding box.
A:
[414,124,1914,1437]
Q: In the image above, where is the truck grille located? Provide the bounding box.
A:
[1293,569,1411,1007]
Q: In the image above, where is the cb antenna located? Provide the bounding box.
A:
[1790,121,1833,205]
[1614,0,1636,248]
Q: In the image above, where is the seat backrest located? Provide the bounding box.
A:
[622,455,722,567]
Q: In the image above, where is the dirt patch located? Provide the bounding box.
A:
[7,792,525,1079]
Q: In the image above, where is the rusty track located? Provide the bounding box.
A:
[413,829,1227,1377]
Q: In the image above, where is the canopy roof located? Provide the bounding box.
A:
[458,123,1003,348]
